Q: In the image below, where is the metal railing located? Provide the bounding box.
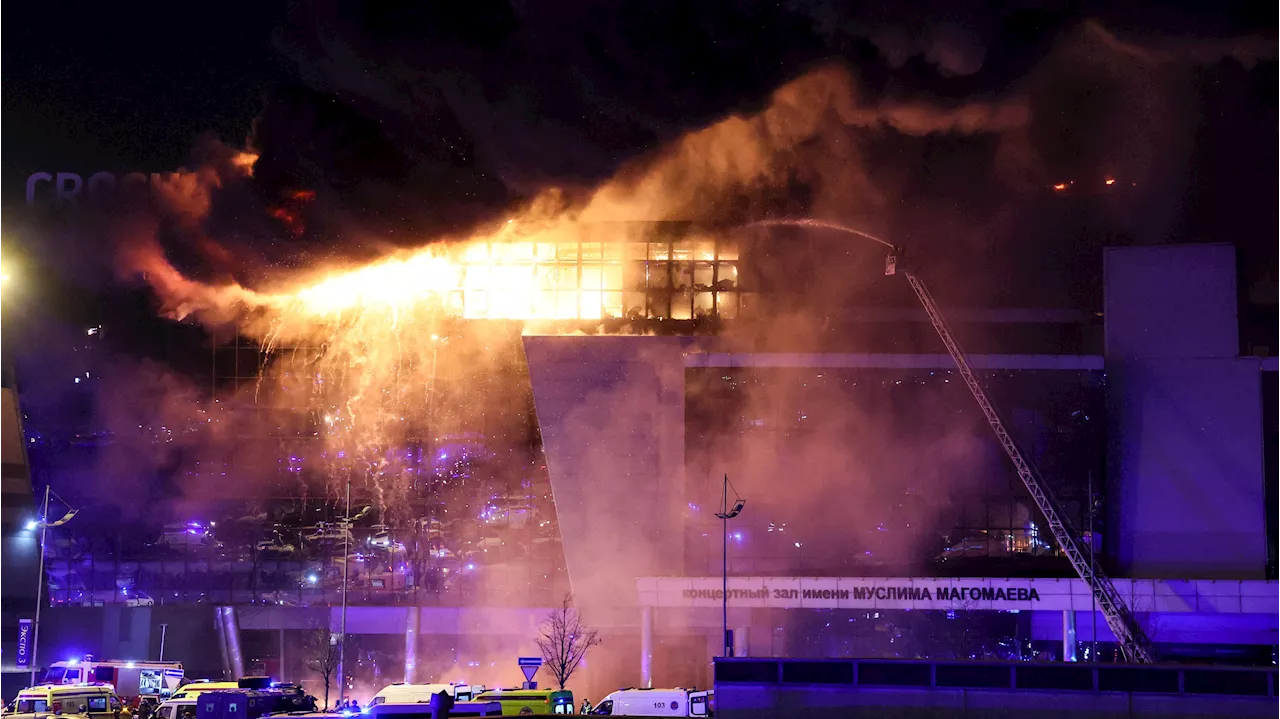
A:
[715,657,1277,698]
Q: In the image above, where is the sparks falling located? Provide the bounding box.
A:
[126,64,1030,510]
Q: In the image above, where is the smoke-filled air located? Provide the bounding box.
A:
[115,63,1025,524]
[9,6,1273,695]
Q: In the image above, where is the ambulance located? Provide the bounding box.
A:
[155,683,239,719]
[14,683,127,718]
[589,688,713,716]
[167,682,239,702]
[368,682,487,706]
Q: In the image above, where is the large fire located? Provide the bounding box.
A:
[265,231,740,324]
[128,64,1025,510]
[138,220,746,512]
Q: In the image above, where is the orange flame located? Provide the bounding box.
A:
[127,64,1021,508]
[231,152,259,176]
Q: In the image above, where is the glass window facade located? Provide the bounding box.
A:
[684,368,1107,578]
[449,232,747,321]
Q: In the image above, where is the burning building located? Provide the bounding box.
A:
[13,224,1276,700]
[6,48,1276,701]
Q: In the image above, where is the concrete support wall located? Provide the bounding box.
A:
[1103,244,1268,578]
[524,336,688,618]
[1,388,39,698]
[1106,358,1267,576]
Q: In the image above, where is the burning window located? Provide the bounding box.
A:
[451,234,743,321]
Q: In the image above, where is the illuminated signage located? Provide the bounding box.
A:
[25,172,159,206]
[641,577,1083,612]
[680,585,1041,603]
[16,619,33,667]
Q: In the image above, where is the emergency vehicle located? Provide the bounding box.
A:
[367,700,501,717]
[168,682,239,702]
[367,683,485,706]
[192,687,316,719]
[42,659,186,700]
[589,688,713,717]
[14,683,127,718]
[472,688,573,715]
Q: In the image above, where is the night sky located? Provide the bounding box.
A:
[2,0,1276,382]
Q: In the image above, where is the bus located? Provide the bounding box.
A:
[473,689,574,715]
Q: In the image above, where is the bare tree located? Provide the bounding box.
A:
[534,594,601,691]
[302,623,340,710]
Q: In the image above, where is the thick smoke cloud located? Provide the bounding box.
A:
[212,4,1271,308]
[9,1,1274,697]
[74,3,1273,550]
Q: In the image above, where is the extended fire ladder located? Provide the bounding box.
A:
[887,252,1156,664]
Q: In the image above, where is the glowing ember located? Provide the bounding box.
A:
[1104,178,1116,186]
[1052,183,1068,191]
[231,152,259,174]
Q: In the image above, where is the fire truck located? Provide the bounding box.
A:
[42,658,186,700]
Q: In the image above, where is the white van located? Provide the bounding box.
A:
[591,688,713,717]
[367,684,455,707]
[152,697,197,719]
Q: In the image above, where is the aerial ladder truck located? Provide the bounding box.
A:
[753,219,1156,663]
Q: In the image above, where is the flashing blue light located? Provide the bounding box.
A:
[732,532,743,541]
[126,661,136,669]
[67,658,80,666]
[306,574,319,585]
[360,708,371,715]
[25,520,38,531]
[465,564,475,571]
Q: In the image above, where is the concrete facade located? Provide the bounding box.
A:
[524,336,688,620]
[1103,244,1269,578]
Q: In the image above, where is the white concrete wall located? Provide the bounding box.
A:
[524,336,688,619]
[1104,244,1268,579]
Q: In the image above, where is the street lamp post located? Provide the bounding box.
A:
[30,486,50,687]
[339,480,350,705]
[335,480,370,706]
[714,475,744,658]
[28,486,78,685]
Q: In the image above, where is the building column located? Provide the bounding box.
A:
[733,626,749,658]
[220,607,245,679]
[214,611,231,679]
[1063,610,1078,662]
[640,606,653,688]
[405,608,419,684]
